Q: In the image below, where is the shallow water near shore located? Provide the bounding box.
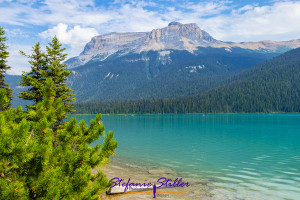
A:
[72,114,300,200]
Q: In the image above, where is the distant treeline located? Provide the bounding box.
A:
[74,47,300,114]
[73,88,299,114]
[74,98,203,114]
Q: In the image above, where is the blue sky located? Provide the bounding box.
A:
[1,0,300,74]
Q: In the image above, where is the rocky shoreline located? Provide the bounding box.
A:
[95,160,214,200]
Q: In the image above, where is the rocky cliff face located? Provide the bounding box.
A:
[66,22,300,69]
[65,32,148,68]
[138,22,217,52]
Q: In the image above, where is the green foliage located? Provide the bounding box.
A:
[19,37,75,128]
[74,47,300,114]
[0,79,118,199]
[0,89,9,108]
[19,43,47,105]
[1,37,117,199]
[0,27,13,110]
[45,36,75,115]
[68,47,277,102]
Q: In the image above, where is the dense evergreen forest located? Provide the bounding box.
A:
[68,47,277,102]
[74,47,300,114]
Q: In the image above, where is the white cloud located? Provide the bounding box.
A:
[2,0,300,74]
[39,23,98,56]
[5,28,29,38]
[1,0,300,42]
[199,1,300,41]
[99,3,166,33]
[237,5,254,13]
[6,44,32,75]
[184,1,231,16]
[0,0,112,26]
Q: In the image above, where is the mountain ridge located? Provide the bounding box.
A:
[66,22,300,69]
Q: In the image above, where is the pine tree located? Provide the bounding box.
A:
[0,27,12,111]
[1,37,118,199]
[0,79,118,199]
[45,36,75,116]
[18,43,47,106]
[19,37,75,128]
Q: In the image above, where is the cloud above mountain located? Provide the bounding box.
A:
[39,23,99,57]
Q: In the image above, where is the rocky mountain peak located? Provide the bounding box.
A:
[139,22,217,52]
[66,22,218,68]
[65,22,300,69]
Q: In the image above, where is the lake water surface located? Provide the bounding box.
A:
[72,114,300,200]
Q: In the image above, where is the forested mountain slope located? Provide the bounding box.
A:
[74,47,300,113]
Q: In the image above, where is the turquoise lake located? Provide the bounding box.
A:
[72,114,300,200]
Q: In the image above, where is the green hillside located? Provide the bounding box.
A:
[69,47,277,102]
[74,47,300,114]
